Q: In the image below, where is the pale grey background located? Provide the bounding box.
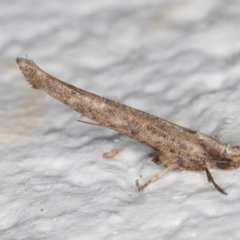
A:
[1,0,240,239]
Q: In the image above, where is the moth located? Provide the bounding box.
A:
[17,57,240,195]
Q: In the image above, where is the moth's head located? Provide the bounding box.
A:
[216,146,240,170]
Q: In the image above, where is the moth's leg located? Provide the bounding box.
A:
[77,119,100,126]
[136,152,179,191]
[137,166,174,191]
[205,168,227,195]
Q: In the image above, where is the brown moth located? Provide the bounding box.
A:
[16,57,240,195]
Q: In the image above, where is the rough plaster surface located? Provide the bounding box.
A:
[1,0,240,239]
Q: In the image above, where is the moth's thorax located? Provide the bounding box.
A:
[152,132,230,171]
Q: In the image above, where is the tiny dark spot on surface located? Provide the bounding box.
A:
[107,108,113,114]
[71,90,76,94]
[176,157,184,167]
[109,123,116,129]
[131,129,139,135]
[146,125,152,131]
[202,143,210,153]
[140,140,147,145]
[119,115,126,121]
[122,125,131,132]
[77,104,85,112]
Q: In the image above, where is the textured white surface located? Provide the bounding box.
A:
[1,0,240,239]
